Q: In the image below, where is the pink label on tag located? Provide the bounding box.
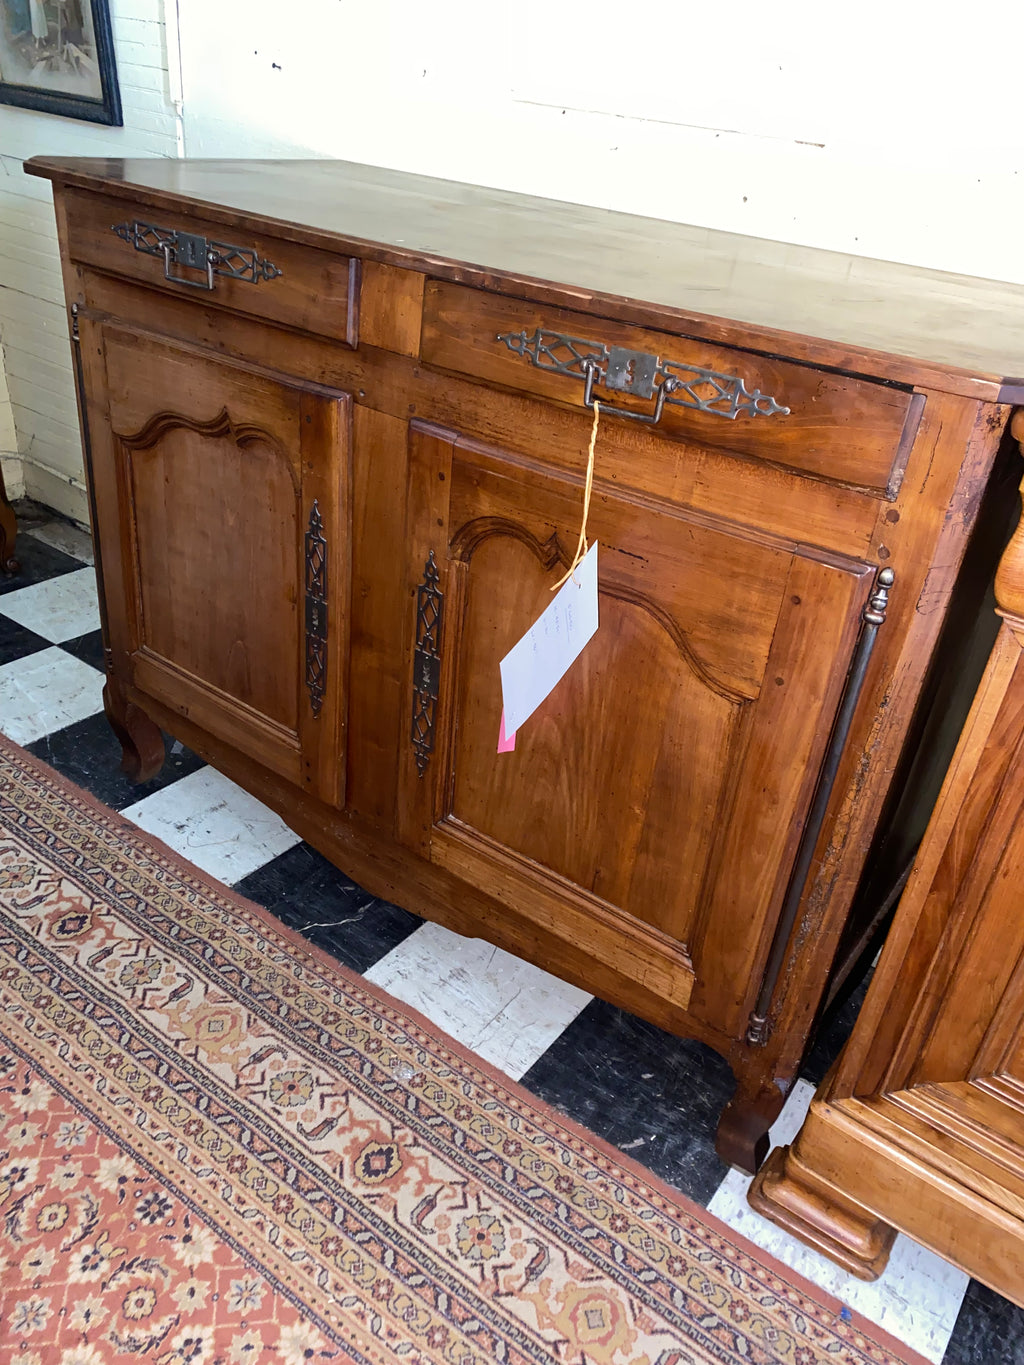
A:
[498,708,516,753]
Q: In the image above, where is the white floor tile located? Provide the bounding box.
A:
[1,568,100,643]
[707,1080,968,1364]
[0,647,104,745]
[364,920,591,1080]
[120,766,302,885]
[27,521,95,566]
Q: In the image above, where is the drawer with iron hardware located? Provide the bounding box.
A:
[60,189,360,347]
[421,281,922,498]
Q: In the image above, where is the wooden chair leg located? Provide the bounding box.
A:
[0,463,17,575]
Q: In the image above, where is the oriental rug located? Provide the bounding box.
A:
[0,734,923,1365]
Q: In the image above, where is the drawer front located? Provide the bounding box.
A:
[422,281,920,497]
[62,188,359,346]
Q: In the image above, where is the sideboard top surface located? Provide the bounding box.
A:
[27,155,1024,400]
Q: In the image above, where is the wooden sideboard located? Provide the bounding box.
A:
[748,412,1024,1301]
[27,155,1024,1173]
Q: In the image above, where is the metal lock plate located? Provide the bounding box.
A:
[414,648,441,700]
[606,346,659,400]
[171,230,210,270]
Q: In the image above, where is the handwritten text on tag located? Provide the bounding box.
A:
[499,542,599,739]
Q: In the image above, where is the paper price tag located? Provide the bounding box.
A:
[499,542,599,740]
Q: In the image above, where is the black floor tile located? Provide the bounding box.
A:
[943,1279,1024,1364]
[519,998,736,1205]
[61,628,106,673]
[26,713,206,811]
[0,536,83,594]
[0,613,50,664]
[798,970,872,1089]
[234,843,423,975]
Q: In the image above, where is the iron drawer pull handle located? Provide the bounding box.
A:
[111,220,283,288]
[582,358,679,424]
[162,240,215,291]
[496,327,789,422]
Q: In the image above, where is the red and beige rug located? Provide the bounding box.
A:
[0,733,923,1365]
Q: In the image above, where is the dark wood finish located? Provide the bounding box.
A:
[0,462,16,574]
[32,155,1024,1176]
[748,414,1024,1299]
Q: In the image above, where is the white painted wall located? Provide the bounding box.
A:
[0,0,181,524]
[178,0,1024,286]
[4,1,1024,524]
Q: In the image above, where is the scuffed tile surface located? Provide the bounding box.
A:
[0,612,50,665]
[364,920,591,1081]
[27,520,95,565]
[0,568,100,643]
[943,1279,1024,1365]
[61,628,106,674]
[121,766,302,885]
[0,647,104,745]
[709,1081,969,1364]
[235,842,423,974]
[0,537,85,595]
[27,717,206,812]
[520,997,735,1204]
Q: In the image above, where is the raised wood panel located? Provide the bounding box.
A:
[400,421,872,1036]
[448,530,742,942]
[126,416,301,732]
[444,438,790,699]
[100,324,352,807]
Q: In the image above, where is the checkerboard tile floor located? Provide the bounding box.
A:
[1,503,1017,1365]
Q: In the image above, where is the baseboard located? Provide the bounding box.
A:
[1,453,25,501]
[23,464,89,527]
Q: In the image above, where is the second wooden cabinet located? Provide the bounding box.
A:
[32,155,1024,1174]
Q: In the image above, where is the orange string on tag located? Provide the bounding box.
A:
[551,399,599,591]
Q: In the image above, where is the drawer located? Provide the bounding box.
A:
[422,282,921,497]
[62,189,359,347]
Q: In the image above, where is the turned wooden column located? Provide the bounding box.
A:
[747,411,1024,1303]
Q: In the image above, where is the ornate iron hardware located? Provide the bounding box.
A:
[745,566,895,1048]
[112,219,282,291]
[304,502,328,717]
[497,328,789,423]
[411,551,445,777]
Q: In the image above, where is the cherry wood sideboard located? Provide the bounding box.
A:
[27,155,1024,1173]
[748,412,1024,1300]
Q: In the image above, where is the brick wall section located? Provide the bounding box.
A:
[0,0,181,524]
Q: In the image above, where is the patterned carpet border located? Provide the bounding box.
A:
[0,734,926,1365]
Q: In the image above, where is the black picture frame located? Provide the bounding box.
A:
[0,0,122,126]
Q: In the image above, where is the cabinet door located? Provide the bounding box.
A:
[91,321,351,807]
[399,424,873,1031]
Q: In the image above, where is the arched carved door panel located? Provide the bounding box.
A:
[93,322,352,807]
[398,422,873,1037]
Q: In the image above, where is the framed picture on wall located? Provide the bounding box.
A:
[0,0,122,125]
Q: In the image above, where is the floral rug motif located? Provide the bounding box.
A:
[0,735,922,1365]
